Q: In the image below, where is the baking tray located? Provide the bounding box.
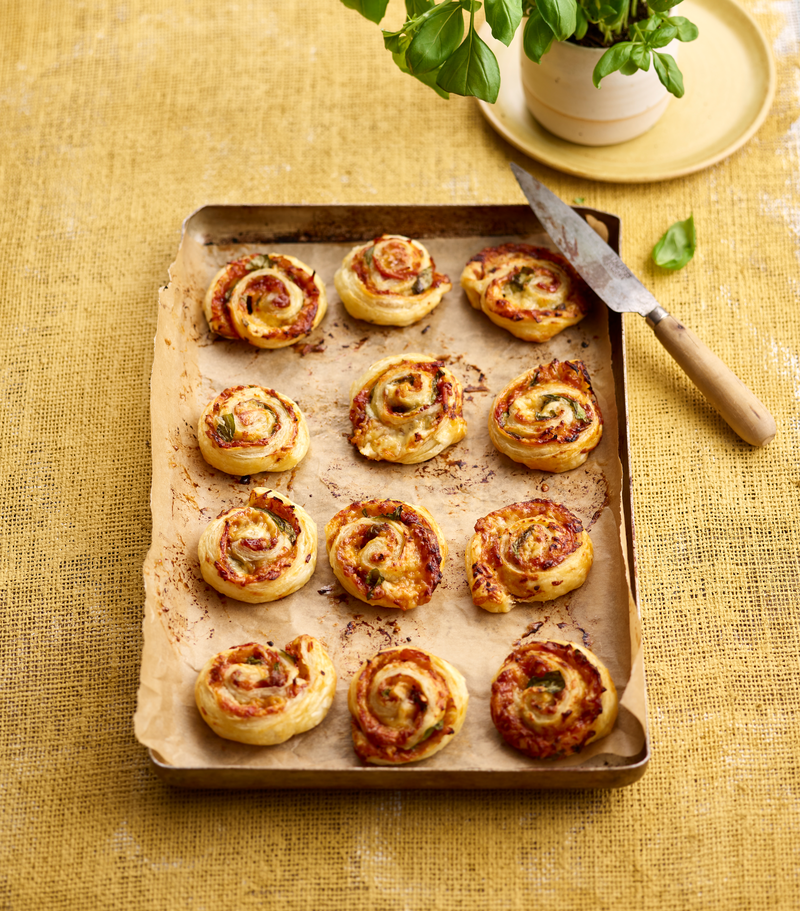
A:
[135,203,649,789]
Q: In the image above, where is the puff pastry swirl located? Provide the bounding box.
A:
[198,488,317,603]
[348,647,468,764]
[325,499,447,610]
[489,359,603,473]
[460,243,591,342]
[466,499,593,613]
[198,385,309,475]
[334,234,451,326]
[203,252,327,348]
[195,637,336,745]
[349,354,467,464]
[491,639,618,759]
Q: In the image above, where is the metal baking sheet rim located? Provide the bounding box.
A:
[146,202,649,790]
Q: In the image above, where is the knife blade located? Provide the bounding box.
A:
[511,163,776,447]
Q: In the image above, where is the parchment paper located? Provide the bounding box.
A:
[134,210,647,778]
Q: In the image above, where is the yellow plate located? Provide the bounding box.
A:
[477,0,776,183]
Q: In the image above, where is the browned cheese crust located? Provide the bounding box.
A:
[324,499,447,610]
[466,499,593,612]
[349,354,466,464]
[198,384,309,475]
[203,253,326,348]
[490,639,618,760]
[489,359,603,473]
[460,243,591,342]
[347,647,469,764]
[334,234,451,326]
[195,637,336,745]
[198,488,317,603]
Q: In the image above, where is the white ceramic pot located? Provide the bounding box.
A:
[520,38,678,146]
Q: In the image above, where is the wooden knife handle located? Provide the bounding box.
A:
[650,313,777,447]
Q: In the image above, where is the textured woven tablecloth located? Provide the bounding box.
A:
[2,1,798,908]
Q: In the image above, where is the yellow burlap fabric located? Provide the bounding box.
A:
[1,1,797,907]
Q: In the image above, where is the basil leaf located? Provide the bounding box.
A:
[638,14,661,33]
[412,267,433,293]
[217,413,236,442]
[508,266,532,292]
[631,44,650,72]
[668,16,699,42]
[435,23,500,103]
[592,41,635,87]
[279,649,296,664]
[536,0,577,43]
[365,568,384,598]
[420,719,445,741]
[619,59,639,76]
[378,505,404,521]
[340,0,391,24]
[255,507,298,544]
[652,50,684,97]
[535,394,586,422]
[244,656,263,665]
[485,0,523,47]
[246,254,273,271]
[652,214,696,270]
[394,51,451,98]
[406,0,435,14]
[646,23,678,48]
[526,671,565,693]
[512,526,535,556]
[407,1,464,74]
[522,8,554,64]
[647,0,683,12]
[383,28,409,53]
[573,4,588,40]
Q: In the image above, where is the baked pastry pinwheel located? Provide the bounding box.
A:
[460,243,591,342]
[198,488,317,603]
[325,499,447,610]
[198,385,309,475]
[466,499,593,613]
[195,637,336,745]
[348,354,467,464]
[491,639,618,760]
[334,234,451,326]
[203,252,327,348]
[489,359,603,473]
[348,647,468,764]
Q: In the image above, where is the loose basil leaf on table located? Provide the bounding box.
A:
[652,214,696,270]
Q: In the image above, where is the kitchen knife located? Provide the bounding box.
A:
[511,163,776,447]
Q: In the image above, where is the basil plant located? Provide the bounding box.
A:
[340,0,698,104]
